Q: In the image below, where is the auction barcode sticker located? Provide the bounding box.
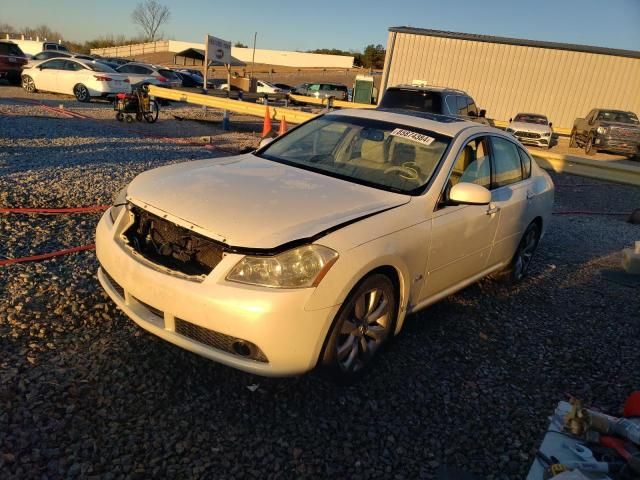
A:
[390,129,435,146]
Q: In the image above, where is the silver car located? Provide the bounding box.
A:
[116,62,181,89]
[292,82,348,101]
[506,113,553,149]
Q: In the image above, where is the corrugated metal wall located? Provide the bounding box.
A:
[382,32,640,131]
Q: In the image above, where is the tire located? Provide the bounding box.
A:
[500,222,541,284]
[74,84,91,103]
[7,72,21,86]
[116,112,125,122]
[320,273,397,382]
[22,75,37,93]
[569,129,578,148]
[126,115,134,123]
[144,100,159,123]
[585,133,596,155]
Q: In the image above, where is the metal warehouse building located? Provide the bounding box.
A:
[381,27,640,131]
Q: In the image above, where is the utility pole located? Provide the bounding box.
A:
[251,32,257,79]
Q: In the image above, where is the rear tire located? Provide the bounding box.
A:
[499,222,541,284]
[320,274,397,383]
[22,75,37,93]
[144,100,159,123]
[7,72,21,86]
[116,112,125,122]
[74,84,91,103]
[569,129,578,148]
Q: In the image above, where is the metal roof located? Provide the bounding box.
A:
[389,27,640,60]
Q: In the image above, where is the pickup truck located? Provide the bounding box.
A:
[570,109,640,158]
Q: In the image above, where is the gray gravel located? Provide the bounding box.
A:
[1,86,640,480]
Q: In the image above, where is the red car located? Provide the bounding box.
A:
[0,41,28,86]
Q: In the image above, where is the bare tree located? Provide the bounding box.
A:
[131,0,170,42]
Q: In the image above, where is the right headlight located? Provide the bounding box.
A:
[226,245,339,289]
[109,187,128,223]
[596,126,607,135]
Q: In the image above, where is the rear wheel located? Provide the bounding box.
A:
[321,274,397,382]
[22,75,36,93]
[7,72,21,86]
[585,133,597,155]
[144,100,159,123]
[569,129,578,148]
[500,222,541,284]
[74,84,91,103]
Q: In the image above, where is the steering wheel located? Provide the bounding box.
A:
[384,162,423,183]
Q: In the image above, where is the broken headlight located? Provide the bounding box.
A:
[226,245,338,289]
[109,187,128,223]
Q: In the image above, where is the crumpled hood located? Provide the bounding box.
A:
[126,154,410,249]
[510,121,552,134]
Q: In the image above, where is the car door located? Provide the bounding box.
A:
[421,135,501,299]
[485,136,533,267]
[35,58,67,93]
[57,60,84,94]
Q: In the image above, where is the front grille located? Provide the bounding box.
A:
[175,318,268,363]
[133,297,164,319]
[514,131,541,139]
[124,206,224,277]
[103,269,125,299]
[609,126,640,141]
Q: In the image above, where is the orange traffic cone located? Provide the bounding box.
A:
[261,105,273,137]
[278,116,288,136]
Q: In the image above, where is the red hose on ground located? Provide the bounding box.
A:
[0,244,95,267]
[0,205,109,214]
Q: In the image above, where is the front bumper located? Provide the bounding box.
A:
[95,209,340,376]
[512,133,550,147]
[594,135,640,155]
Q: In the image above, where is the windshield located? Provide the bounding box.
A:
[258,115,451,194]
[597,111,639,124]
[379,89,443,113]
[514,114,548,125]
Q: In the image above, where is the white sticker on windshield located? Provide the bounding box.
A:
[390,128,435,146]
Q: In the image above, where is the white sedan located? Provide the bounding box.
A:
[22,58,131,102]
[96,109,554,380]
[506,113,554,149]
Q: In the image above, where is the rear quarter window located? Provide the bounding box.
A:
[0,43,24,56]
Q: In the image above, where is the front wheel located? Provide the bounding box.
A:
[585,133,597,155]
[74,84,91,103]
[500,222,541,284]
[321,274,397,382]
[569,129,578,148]
[22,75,37,93]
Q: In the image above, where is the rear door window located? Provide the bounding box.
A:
[64,60,84,71]
[40,59,66,70]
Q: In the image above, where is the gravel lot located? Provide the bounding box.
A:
[1,85,640,480]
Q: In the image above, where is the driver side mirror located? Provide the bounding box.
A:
[448,182,491,206]
[479,109,486,118]
[509,118,513,123]
[549,122,553,127]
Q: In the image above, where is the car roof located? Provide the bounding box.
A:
[328,108,492,138]
[388,84,468,95]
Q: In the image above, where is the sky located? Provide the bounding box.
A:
[2,0,640,52]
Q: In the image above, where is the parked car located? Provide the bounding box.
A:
[173,71,203,88]
[256,80,283,94]
[570,109,640,158]
[0,41,28,85]
[273,82,293,93]
[27,51,96,67]
[9,39,68,57]
[506,113,553,149]
[177,68,203,78]
[22,58,131,102]
[292,82,348,101]
[378,84,489,125]
[96,109,554,380]
[105,57,132,67]
[116,62,181,89]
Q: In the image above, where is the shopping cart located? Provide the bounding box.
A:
[114,85,159,123]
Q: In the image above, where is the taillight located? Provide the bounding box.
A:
[93,75,112,81]
[123,79,130,83]
[156,76,168,83]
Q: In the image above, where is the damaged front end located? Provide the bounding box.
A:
[124,206,224,277]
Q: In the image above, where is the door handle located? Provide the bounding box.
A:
[486,205,500,215]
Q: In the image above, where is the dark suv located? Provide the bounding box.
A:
[378,85,488,124]
[0,41,27,86]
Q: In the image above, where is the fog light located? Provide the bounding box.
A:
[232,340,252,357]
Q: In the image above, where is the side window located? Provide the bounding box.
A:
[444,95,457,115]
[118,65,132,73]
[449,137,491,190]
[64,61,83,71]
[467,99,478,116]
[308,84,321,92]
[517,147,532,179]
[456,96,468,115]
[490,137,524,188]
[40,59,66,70]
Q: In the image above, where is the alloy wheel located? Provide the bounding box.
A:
[23,76,35,93]
[335,286,392,374]
[513,226,539,281]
